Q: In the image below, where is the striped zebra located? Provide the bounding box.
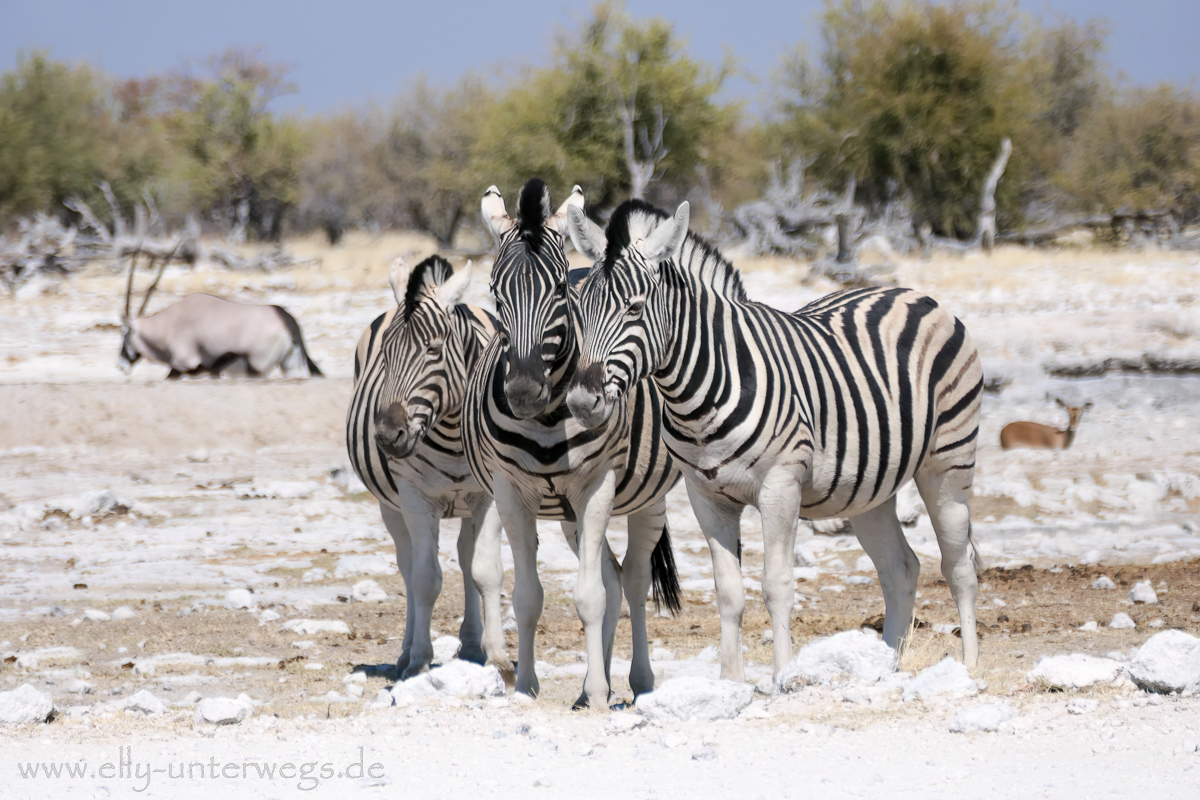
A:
[463,179,682,707]
[564,199,984,684]
[346,254,506,680]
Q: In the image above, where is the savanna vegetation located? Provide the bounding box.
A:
[1,0,1197,248]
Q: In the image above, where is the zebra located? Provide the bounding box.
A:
[346,254,507,680]
[463,179,682,708]
[563,198,984,685]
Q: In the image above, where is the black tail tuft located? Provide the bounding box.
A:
[650,522,683,617]
[272,305,323,377]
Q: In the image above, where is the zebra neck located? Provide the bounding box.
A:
[542,318,580,415]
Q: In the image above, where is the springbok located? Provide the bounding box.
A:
[1000,399,1093,450]
[118,250,322,378]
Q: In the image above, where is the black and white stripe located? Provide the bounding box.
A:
[346,255,506,680]
[565,198,984,683]
[463,179,681,707]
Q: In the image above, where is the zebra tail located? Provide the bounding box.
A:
[650,521,683,617]
[273,305,323,377]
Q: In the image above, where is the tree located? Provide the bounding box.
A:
[295,111,389,244]
[0,53,110,221]
[776,0,1044,238]
[474,2,734,211]
[164,48,305,240]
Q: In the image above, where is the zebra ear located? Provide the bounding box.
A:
[547,184,585,238]
[388,257,410,306]
[434,261,473,309]
[637,201,690,265]
[482,186,516,241]
[566,204,606,262]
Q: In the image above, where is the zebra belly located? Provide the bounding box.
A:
[384,448,484,519]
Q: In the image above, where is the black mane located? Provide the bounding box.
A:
[603,198,665,272]
[517,177,551,253]
[403,255,454,320]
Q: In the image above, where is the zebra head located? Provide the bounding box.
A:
[565,199,690,429]
[374,255,474,460]
[482,178,584,419]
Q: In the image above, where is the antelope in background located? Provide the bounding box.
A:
[1000,398,1093,450]
[118,245,322,379]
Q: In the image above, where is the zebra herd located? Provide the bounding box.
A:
[347,178,984,708]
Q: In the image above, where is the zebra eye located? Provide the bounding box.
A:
[555,281,567,298]
[426,340,443,357]
[626,299,644,318]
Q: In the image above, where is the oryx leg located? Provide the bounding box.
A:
[560,517,622,708]
[759,468,801,680]
[848,494,919,655]
[397,498,443,680]
[687,479,747,682]
[455,516,487,665]
[380,503,416,676]
[916,467,980,670]
[624,501,667,697]
[493,474,542,698]
[469,497,512,684]
[572,468,618,708]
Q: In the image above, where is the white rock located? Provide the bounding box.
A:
[1127,630,1200,694]
[1149,618,1165,628]
[819,584,846,593]
[1110,613,1137,630]
[635,677,753,722]
[779,630,897,690]
[1128,581,1158,604]
[279,619,351,636]
[1078,621,1099,632]
[847,575,875,586]
[301,568,328,583]
[224,589,256,610]
[425,660,505,698]
[949,701,1014,733]
[258,609,281,623]
[304,663,324,671]
[184,691,203,704]
[651,647,675,661]
[607,710,647,732]
[0,684,56,724]
[333,554,394,578]
[194,697,251,725]
[67,680,94,694]
[124,690,166,715]
[1025,654,1124,690]
[291,640,315,650]
[1066,698,1100,715]
[903,657,981,703]
[352,579,388,603]
[854,555,875,573]
[368,688,395,709]
[111,606,137,620]
[1091,576,1117,590]
[83,609,111,622]
[432,635,461,663]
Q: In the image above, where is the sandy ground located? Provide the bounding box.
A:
[1,236,1199,798]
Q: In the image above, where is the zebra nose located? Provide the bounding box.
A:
[375,402,412,455]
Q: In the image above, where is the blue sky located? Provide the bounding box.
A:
[3,0,1197,114]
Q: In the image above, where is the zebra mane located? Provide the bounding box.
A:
[516,177,552,254]
[403,255,454,321]
[604,199,747,301]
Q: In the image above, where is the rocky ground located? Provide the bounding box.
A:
[1,236,1198,798]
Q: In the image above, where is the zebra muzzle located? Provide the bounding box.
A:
[375,402,419,459]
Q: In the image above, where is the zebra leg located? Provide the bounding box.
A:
[759,469,802,680]
[380,503,416,677]
[398,506,443,680]
[848,495,920,655]
[558,521,622,708]
[455,517,487,665]
[624,502,667,697]
[494,475,543,698]
[469,498,513,684]
[572,469,619,708]
[686,480,747,682]
[915,467,980,670]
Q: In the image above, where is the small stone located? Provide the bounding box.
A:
[1066,698,1100,715]
[124,690,166,715]
[279,619,351,636]
[636,677,752,722]
[607,711,647,732]
[651,647,675,661]
[760,629,774,645]
[779,630,898,689]
[67,680,95,695]
[846,575,875,586]
[352,580,388,603]
[1078,621,1098,632]
[301,568,328,584]
[1128,581,1158,605]
[1091,576,1117,590]
[1025,654,1124,690]
[903,657,981,702]
[0,684,56,725]
[111,606,137,620]
[195,697,250,725]
[1149,619,1165,628]
[258,609,281,623]
[225,589,256,610]
[1127,630,1200,694]
[1110,613,1136,630]
[83,609,111,622]
[304,663,324,671]
[949,701,1014,733]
